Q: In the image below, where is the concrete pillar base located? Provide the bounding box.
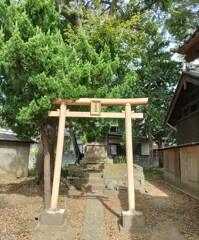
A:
[35,208,67,232]
[119,210,149,234]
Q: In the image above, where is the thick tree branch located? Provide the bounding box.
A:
[109,0,118,15]
[55,0,82,28]
[101,0,111,5]
[5,0,11,6]
[101,0,119,15]
[136,0,160,15]
[126,0,157,17]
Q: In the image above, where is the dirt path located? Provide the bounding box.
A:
[0,175,198,240]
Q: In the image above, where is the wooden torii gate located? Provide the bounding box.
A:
[49,98,148,213]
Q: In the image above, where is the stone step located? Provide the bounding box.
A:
[83,182,104,187]
[84,182,104,187]
[89,172,104,176]
[83,179,104,191]
[83,172,104,182]
[91,186,104,191]
[84,178,103,185]
[82,185,104,193]
[84,174,104,179]
[70,168,106,192]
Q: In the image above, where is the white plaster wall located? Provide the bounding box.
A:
[141,142,149,155]
[0,142,30,179]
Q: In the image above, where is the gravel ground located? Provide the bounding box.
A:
[0,177,86,240]
[0,174,198,240]
[104,176,199,240]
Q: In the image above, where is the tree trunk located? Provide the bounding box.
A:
[48,122,57,182]
[148,127,153,170]
[147,82,153,170]
[35,142,44,185]
[36,123,57,186]
[158,137,163,168]
[41,122,51,209]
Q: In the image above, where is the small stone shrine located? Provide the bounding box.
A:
[80,143,113,165]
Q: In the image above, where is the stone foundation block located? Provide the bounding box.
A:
[119,210,148,233]
[35,208,67,231]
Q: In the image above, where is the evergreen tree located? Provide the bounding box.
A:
[0,0,135,206]
[135,37,182,168]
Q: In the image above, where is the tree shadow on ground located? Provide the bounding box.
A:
[0,177,44,196]
[100,175,199,239]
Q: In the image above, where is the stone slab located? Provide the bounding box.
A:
[35,220,67,232]
[119,224,149,234]
[82,193,107,239]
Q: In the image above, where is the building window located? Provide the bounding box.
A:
[181,89,199,118]
[109,144,117,155]
[110,126,117,132]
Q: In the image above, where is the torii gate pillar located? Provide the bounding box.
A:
[125,103,135,212]
[119,103,148,233]
[51,102,66,209]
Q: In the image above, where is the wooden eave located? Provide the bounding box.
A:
[178,27,199,62]
[164,74,185,127]
[160,141,199,151]
[164,71,199,127]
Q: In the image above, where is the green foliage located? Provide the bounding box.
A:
[24,0,60,33]
[28,168,36,177]
[133,37,182,144]
[165,0,199,41]
[79,118,112,142]
[113,156,126,164]
[61,168,69,178]
[0,0,136,141]
[144,167,164,177]
[0,0,193,144]
[62,165,84,177]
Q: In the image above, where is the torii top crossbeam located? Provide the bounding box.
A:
[52,98,148,106]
